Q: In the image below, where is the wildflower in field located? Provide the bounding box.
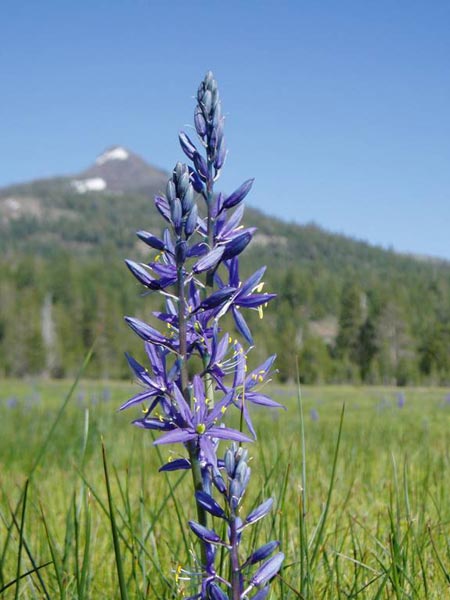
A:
[396,392,405,408]
[122,71,284,598]
[310,408,319,421]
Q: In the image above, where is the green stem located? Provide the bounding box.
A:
[177,264,208,566]
[229,515,241,600]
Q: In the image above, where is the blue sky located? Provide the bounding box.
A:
[1,0,449,259]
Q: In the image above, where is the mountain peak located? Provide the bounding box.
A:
[71,146,167,194]
[95,145,130,165]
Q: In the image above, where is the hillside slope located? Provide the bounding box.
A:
[1,148,449,384]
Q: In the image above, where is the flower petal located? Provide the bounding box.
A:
[244,541,280,567]
[232,306,253,345]
[154,429,196,445]
[188,521,223,545]
[223,178,254,210]
[208,426,253,443]
[246,498,273,525]
[195,491,226,519]
[193,245,225,274]
[159,458,191,472]
[251,553,284,587]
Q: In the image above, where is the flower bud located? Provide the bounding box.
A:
[205,70,214,88]
[246,498,273,525]
[222,231,253,260]
[213,472,227,495]
[170,198,182,235]
[181,184,194,214]
[202,89,212,116]
[225,447,235,477]
[234,457,248,481]
[177,169,189,195]
[244,541,279,566]
[230,478,242,509]
[175,240,187,265]
[223,179,254,210]
[195,491,226,519]
[154,195,171,222]
[251,553,284,587]
[189,166,204,193]
[194,151,209,181]
[172,162,183,184]
[125,260,160,290]
[214,142,226,172]
[136,230,165,251]
[189,521,223,545]
[179,131,197,160]
[194,106,207,137]
[166,180,176,203]
[184,204,198,239]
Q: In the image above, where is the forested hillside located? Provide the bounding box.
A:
[1,148,449,384]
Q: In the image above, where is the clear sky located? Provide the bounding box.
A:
[1,0,449,259]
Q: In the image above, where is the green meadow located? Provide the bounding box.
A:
[0,378,449,598]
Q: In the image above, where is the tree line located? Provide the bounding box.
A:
[1,246,449,385]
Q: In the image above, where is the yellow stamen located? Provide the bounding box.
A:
[175,564,182,583]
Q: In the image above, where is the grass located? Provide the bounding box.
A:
[0,378,449,598]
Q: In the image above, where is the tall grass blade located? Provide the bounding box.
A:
[102,440,129,600]
[9,504,51,600]
[14,478,29,600]
[0,562,52,596]
[295,362,309,597]
[309,403,345,568]
[29,341,96,478]
[40,504,65,599]
[428,524,450,584]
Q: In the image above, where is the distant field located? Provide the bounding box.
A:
[1,379,449,598]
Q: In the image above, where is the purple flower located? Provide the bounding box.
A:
[153,376,252,466]
[212,260,276,344]
[120,342,177,411]
[121,72,282,599]
[310,408,319,421]
[231,345,283,437]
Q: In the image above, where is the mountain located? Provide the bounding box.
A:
[0,146,168,255]
[72,146,167,194]
[0,148,449,384]
[1,145,167,201]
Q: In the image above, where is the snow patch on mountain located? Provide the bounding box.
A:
[95,146,129,165]
[71,177,107,193]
